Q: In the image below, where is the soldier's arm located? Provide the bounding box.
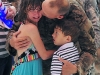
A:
[76,22,96,74]
[67,1,97,74]
[84,0,100,48]
[75,5,96,75]
[76,1,100,74]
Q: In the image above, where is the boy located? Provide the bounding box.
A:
[51,19,80,75]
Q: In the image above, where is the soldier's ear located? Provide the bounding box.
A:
[57,15,64,19]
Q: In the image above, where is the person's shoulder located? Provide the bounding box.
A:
[19,23,37,32]
[69,0,83,8]
[25,23,37,30]
[24,23,39,34]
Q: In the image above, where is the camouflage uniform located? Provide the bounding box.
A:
[76,0,100,49]
[76,0,100,75]
[6,0,97,75]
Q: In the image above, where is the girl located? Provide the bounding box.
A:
[11,0,55,75]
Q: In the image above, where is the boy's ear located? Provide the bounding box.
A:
[57,15,64,19]
[66,35,71,42]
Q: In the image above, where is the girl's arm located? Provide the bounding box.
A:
[26,24,55,60]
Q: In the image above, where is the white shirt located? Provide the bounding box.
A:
[51,42,79,75]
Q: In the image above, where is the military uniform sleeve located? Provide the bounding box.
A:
[67,0,97,75]
[76,18,96,75]
[83,0,100,48]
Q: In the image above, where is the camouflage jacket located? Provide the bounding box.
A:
[6,0,97,75]
[76,0,100,75]
[76,0,100,49]
[65,0,97,75]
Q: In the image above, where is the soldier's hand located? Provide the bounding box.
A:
[59,57,77,75]
[10,31,31,50]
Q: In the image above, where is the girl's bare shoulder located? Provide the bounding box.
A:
[19,23,38,31]
[25,23,38,30]
[18,23,38,37]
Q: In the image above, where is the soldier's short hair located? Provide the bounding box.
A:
[49,0,70,15]
[55,19,80,43]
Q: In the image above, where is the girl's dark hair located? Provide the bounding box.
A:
[18,0,43,23]
[7,0,16,2]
